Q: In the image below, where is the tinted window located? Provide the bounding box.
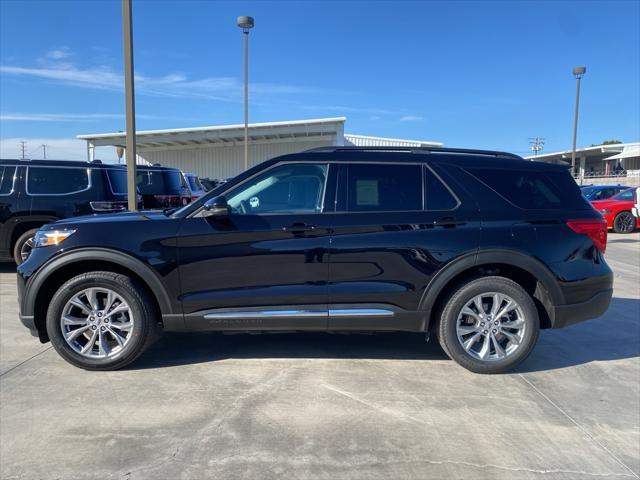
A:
[27,167,89,195]
[346,164,422,212]
[613,188,635,200]
[425,168,458,210]
[226,163,328,214]
[467,168,589,210]
[187,176,202,191]
[137,169,186,195]
[106,169,128,194]
[0,166,16,194]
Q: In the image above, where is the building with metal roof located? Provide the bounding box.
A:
[78,117,442,179]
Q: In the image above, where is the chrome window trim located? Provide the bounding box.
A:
[203,308,395,320]
[25,166,92,196]
[328,309,394,317]
[105,169,128,195]
[424,163,462,211]
[0,166,17,197]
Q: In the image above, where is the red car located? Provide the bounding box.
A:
[591,187,639,234]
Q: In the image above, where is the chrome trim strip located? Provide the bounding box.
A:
[328,309,395,317]
[204,310,327,319]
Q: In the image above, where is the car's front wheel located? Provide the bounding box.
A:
[13,228,39,265]
[46,271,158,370]
[613,211,636,234]
[437,276,539,374]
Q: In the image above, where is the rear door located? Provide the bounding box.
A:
[327,160,480,331]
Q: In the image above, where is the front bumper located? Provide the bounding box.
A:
[552,288,613,329]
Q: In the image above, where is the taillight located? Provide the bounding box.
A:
[90,201,127,212]
[567,219,608,253]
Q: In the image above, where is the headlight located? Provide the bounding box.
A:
[34,229,76,248]
[598,209,611,215]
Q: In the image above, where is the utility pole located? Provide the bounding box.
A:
[40,144,47,160]
[122,0,138,211]
[237,16,254,172]
[571,66,586,182]
[528,137,545,156]
[19,141,27,159]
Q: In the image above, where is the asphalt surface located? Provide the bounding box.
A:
[1,233,638,480]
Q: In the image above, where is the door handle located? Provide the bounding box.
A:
[283,223,317,233]
[433,217,466,227]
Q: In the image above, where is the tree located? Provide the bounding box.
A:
[590,140,623,146]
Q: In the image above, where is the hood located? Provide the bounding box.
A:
[48,210,170,227]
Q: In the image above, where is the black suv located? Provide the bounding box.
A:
[135,164,192,209]
[0,159,130,265]
[16,147,613,373]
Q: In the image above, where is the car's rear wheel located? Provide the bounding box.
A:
[46,271,159,370]
[13,228,39,265]
[613,211,636,234]
[437,276,539,374]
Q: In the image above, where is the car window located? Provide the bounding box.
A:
[137,169,186,195]
[0,166,16,195]
[467,168,589,210]
[345,163,422,212]
[226,163,328,215]
[187,176,202,191]
[106,169,128,195]
[425,167,458,210]
[613,189,634,200]
[27,167,89,195]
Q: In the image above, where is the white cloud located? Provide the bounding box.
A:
[1,49,312,102]
[399,115,424,122]
[0,137,87,160]
[370,115,382,121]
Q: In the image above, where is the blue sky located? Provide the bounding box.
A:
[1,0,639,161]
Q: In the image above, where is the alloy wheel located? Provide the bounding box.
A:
[60,287,134,359]
[455,292,526,362]
[20,237,34,262]
[615,212,635,233]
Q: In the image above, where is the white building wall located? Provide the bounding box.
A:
[137,136,336,179]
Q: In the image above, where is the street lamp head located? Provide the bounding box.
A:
[237,16,254,32]
[572,66,586,78]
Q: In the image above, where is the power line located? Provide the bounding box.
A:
[528,137,545,156]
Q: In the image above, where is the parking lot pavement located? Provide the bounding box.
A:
[1,234,638,480]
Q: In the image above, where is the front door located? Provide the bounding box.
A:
[177,161,334,331]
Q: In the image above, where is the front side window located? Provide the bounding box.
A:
[0,166,16,195]
[345,163,422,212]
[27,167,89,195]
[226,163,328,215]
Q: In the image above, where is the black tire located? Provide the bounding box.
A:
[13,228,39,265]
[437,276,539,374]
[46,271,160,370]
[613,211,636,234]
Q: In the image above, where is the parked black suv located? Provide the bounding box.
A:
[0,159,131,265]
[134,164,192,209]
[16,147,613,373]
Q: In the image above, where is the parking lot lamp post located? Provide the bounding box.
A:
[571,66,586,184]
[122,0,138,211]
[237,15,254,172]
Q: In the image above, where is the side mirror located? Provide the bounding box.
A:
[202,195,230,218]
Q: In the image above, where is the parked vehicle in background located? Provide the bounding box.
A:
[17,147,612,373]
[184,172,205,200]
[0,159,133,265]
[200,177,227,191]
[591,187,640,233]
[580,184,630,201]
[131,164,191,209]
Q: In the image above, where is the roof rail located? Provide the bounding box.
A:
[305,145,523,160]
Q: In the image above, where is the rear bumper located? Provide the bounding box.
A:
[552,288,613,329]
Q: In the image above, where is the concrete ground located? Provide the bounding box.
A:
[1,234,638,480]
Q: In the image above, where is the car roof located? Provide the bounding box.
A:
[0,159,124,169]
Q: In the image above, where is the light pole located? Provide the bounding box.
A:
[571,66,586,183]
[122,0,137,211]
[237,15,254,172]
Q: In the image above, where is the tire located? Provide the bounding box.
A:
[437,276,539,374]
[46,271,160,370]
[613,211,636,234]
[13,228,39,265]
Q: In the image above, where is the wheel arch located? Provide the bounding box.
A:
[420,249,564,331]
[24,248,175,341]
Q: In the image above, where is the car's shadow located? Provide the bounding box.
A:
[130,297,640,373]
[0,262,15,273]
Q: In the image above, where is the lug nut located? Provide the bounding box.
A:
[100,326,106,331]
[89,317,94,322]
[494,321,499,325]
[480,322,485,327]
[483,330,488,334]
[104,318,109,323]
[97,312,102,317]
[492,329,497,333]
[91,325,97,330]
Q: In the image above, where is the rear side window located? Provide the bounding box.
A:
[137,169,186,195]
[613,189,635,200]
[27,167,90,195]
[346,164,422,212]
[467,167,588,210]
[187,176,202,191]
[106,169,128,194]
[0,166,16,194]
[425,168,458,210]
